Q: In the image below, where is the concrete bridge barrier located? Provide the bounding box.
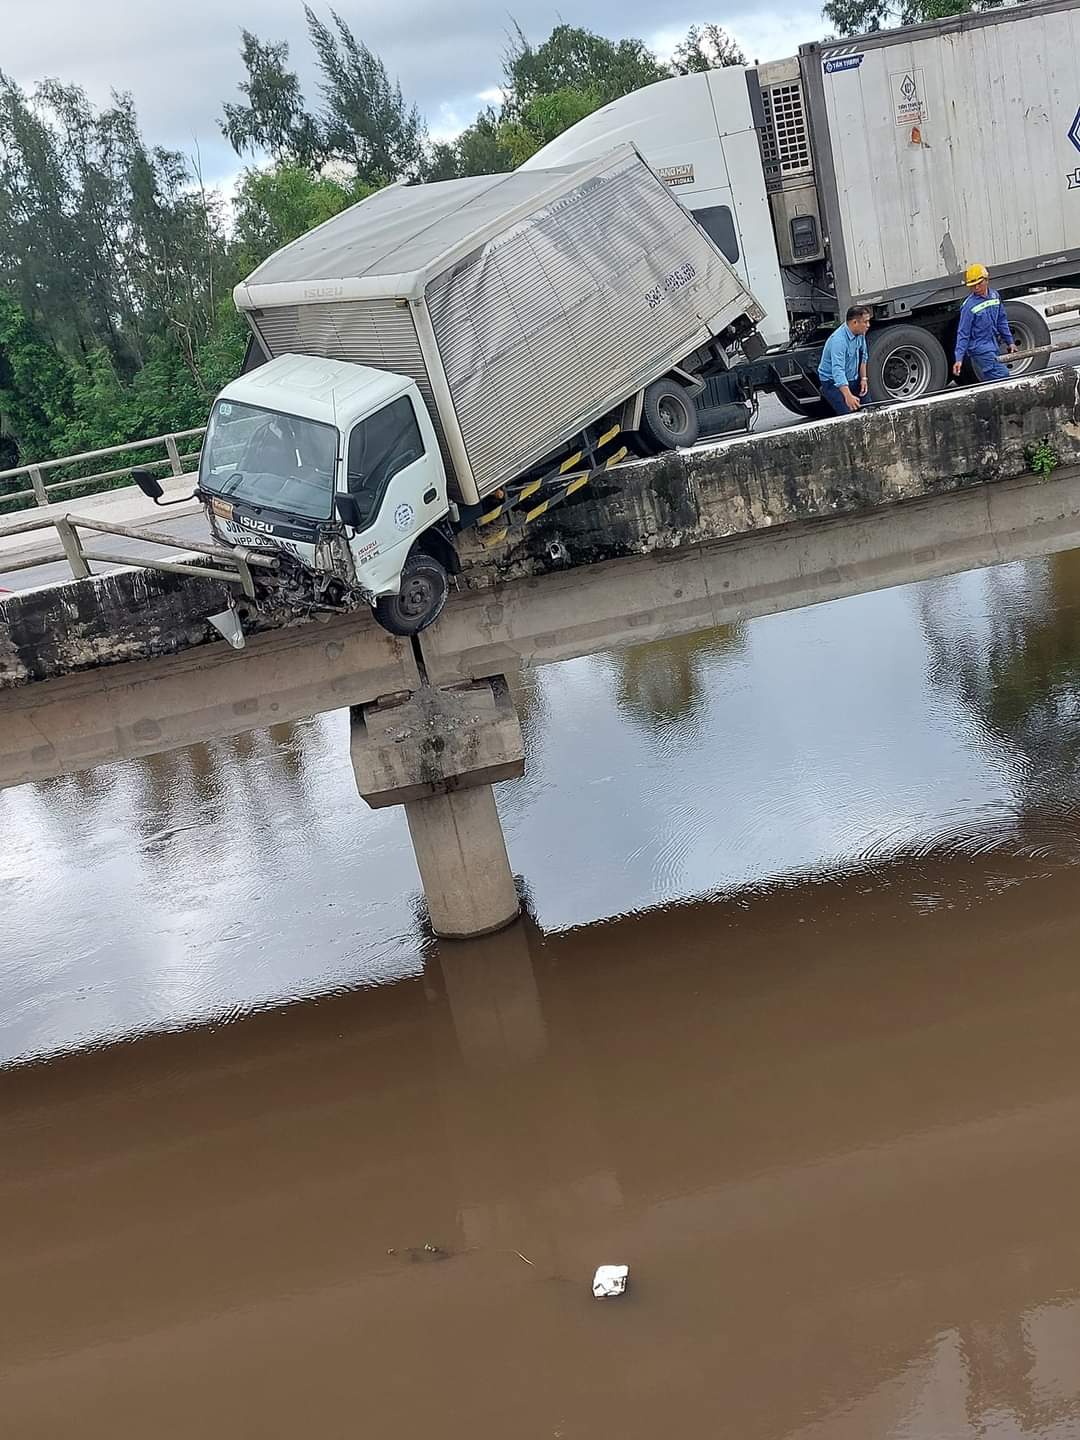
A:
[457,367,1080,585]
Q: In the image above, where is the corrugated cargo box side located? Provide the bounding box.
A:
[803,0,1080,308]
[422,147,758,496]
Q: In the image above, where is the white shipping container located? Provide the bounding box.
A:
[234,144,763,505]
[803,0,1080,305]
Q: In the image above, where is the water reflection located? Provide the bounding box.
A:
[434,917,549,1072]
[0,714,424,1065]
[792,1308,1080,1439]
[607,623,746,731]
[921,550,1080,836]
[4,549,1080,1065]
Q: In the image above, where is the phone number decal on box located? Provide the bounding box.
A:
[645,262,697,309]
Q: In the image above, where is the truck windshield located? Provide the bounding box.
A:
[199,400,338,522]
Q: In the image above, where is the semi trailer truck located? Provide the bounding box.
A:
[524,0,1080,421]
[174,144,766,634]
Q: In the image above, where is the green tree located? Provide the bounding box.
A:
[822,0,1003,36]
[669,24,746,74]
[0,73,231,383]
[233,162,374,264]
[0,72,95,360]
[0,293,74,471]
[498,88,605,166]
[304,6,426,183]
[451,108,515,177]
[123,136,235,389]
[221,31,322,165]
[0,68,239,480]
[421,140,460,183]
[502,23,667,117]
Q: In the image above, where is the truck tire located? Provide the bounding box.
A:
[867,325,948,402]
[1002,301,1051,377]
[373,550,449,636]
[641,379,701,452]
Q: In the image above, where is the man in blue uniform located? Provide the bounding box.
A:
[952,264,1016,382]
[817,306,871,415]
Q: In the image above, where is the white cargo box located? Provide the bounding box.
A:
[802,0,1080,310]
[234,144,763,505]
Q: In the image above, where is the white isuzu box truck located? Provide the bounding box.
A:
[178,144,764,633]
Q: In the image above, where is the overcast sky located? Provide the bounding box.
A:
[5,0,824,183]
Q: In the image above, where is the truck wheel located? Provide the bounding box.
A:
[373,551,449,636]
[867,325,948,402]
[641,379,701,452]
[1003,302,1051,377]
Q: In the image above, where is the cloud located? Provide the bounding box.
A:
[4,0,823,182]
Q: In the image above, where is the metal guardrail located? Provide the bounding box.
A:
[0,428,207,508]
[0,512,277,597]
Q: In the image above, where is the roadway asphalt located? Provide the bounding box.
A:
[4,333,1080,595]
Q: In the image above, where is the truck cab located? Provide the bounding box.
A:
[521,68,793,349]
[197,353,454,632]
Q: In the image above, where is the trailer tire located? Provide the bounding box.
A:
[373,550,449,636]
[1002,302,1051,378]
[641,379,700,452]
[867,325,948,402]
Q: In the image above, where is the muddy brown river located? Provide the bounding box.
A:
[4,550,1080,1437]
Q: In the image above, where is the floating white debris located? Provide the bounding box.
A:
[592,1264,629,1298]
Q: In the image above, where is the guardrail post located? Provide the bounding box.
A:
[164,435,183,476]
[234,554,257,600]
[28,466,47,507]
[55,517,90,579]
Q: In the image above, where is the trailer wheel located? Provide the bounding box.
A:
[867,325,948,402]
[641,379,701,451]
[373,550,449,636]
[1002,302,1051,377]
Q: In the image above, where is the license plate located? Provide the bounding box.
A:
[211,498,233,520]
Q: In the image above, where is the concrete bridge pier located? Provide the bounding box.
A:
[350,676,524,939]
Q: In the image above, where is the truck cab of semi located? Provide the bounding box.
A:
[197,353,456,633]
[521,64,802,350]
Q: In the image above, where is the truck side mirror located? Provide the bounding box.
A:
[131,466,164,501]
[335,493,363,529]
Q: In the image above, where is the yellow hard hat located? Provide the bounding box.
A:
[965,263,989,285]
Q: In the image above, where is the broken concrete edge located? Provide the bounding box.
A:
[4,365,1078,688]
[0,561,318,689]
[351,676,525,809]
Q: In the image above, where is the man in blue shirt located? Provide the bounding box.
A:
[952,263,1016,382]
[817,306,871,415]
